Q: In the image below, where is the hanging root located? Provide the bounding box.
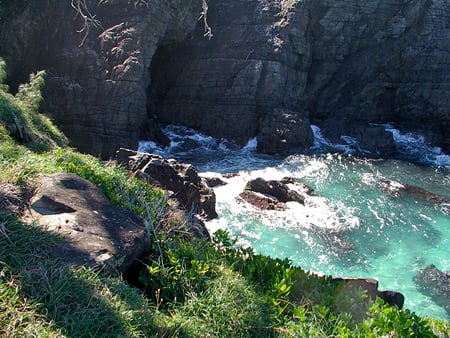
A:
[71,0,102,47]
[198,0,213,39]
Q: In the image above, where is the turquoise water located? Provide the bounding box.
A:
[139,125,450,321]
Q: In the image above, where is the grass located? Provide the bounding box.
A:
[0,58,449,337]
[0,206,164,337]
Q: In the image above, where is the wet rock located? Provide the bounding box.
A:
[257,109,314,154]
[201,176,227,188]
[244,177,313,204]
[116,148,217,222]
[24,173,148,275]
[321,122,397,155]
[238,190,286,211]
[382,180,449,204]
[414,264,450,313]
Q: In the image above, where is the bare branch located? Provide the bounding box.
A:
[71,0,102,47]
[128,0,149,9]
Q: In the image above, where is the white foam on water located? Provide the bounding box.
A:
[138,124,450,321]
[383,124,450,166]
[310,125,371,155]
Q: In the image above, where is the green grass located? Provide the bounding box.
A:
[0,58,449,337]
[0,207,166,337]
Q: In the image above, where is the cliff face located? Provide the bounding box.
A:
[0,0,199,158]
[151,0,450,154]
[1,0,449,156]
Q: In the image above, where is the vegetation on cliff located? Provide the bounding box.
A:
[1,59,449,337]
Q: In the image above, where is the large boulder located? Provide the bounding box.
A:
[116,148,217,222]
[257,109,314,154]
[331,278,404,321]
[23,173,149,274]
[414,264,450,313]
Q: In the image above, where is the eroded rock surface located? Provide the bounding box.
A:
[241,177,314,210]
[150,0,450,154]
[116,148,217,224]
[2,0,450,156]
[0,0,199,158]
[24,173,149,274]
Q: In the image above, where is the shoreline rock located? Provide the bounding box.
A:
[2,0,450,157]
[116,148,216,233]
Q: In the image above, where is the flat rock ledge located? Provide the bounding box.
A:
[24,173,149,275]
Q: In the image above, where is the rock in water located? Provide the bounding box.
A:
[244,177,312,204]
[414,264,450,313]
[24,173,149,275]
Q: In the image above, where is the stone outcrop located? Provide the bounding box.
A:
[239,190,287,211]
[116,148,217,224]
[1,0,450,156]
[241,177,314,210]
[23,173,149,274]
[414,264,450,313]
[257,109,314,154]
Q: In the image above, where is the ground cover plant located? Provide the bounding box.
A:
[1,58,449,337]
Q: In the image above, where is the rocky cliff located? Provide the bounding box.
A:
[1,0,449,157]
[151,0,450,154]
[0,0,199,158]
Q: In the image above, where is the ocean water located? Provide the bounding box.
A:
[139,125,450,321]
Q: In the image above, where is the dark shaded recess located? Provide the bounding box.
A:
[147,44,184,115]
[142,43,193,146]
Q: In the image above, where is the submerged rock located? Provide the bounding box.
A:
[381,180,449,204]
[201,175,227,188]
[414,264,450,313]
[24,173,148,275]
